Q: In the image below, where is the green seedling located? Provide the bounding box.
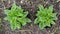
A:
[4,3,31,30]
[34,5,57,30]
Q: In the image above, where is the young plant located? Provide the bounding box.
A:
[34,5,57,30]
[4,3,31,30]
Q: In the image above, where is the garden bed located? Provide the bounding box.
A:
[0,0,60,34]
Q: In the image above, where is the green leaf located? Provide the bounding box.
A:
[23,11,28,17]
[4,17,8,20]
[36,11,41,16]
[10,20,16,30]
[11,3,17,11]
[48,5,53,12]
[22,22,26,26]
[51,13,57,17]
[34,18,39,24]
[39,22,45,30]
[16,22,21,29]
[26,18,31,23]
[17,18,26,26]
[4,16,11,21]
[17,13,23,17]
[18,6,23,12]
[4,10,10,14]
[51,21,55,25]
[45,21,51,27]
[16,6,23,13]
[38,4,44,11]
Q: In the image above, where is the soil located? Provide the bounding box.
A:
[0,0,60,34]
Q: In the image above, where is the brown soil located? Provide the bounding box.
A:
[0,0,60,34]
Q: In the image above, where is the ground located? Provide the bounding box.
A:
[0,0,60,34]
